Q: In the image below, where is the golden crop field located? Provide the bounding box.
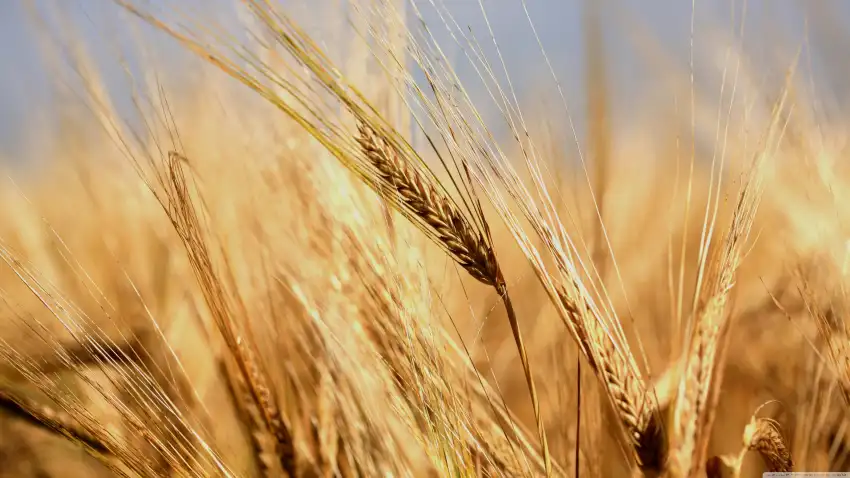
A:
[0,1,848,477]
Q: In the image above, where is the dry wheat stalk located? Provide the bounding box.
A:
[162,152,296,476]
[354,119,553,475]
[667,78,788,475]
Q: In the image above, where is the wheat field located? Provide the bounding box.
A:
[0,1,849,477]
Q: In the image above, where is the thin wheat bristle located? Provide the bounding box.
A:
[0,386,113,457]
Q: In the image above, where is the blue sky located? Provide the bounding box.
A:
[0,0,839,159]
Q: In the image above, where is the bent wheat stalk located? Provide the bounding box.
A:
[159,152,296,476]
[354,120,552,475]
[433,93,663,470]
[0,385,114,457]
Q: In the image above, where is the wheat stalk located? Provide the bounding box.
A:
[667,72,793,477]
[353,121,553,475]
[161,152,296,476]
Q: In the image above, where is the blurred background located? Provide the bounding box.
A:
[1,1,842,160]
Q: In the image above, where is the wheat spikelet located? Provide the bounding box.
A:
[743,417,793,473]
[669,294,728,478]
[354,121,499,286]
[555,283,663,470]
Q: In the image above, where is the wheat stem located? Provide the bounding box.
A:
[356,121,552,476]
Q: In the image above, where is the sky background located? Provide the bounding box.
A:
[0,0,844,160]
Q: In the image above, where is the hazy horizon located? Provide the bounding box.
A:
[0,0,840,160]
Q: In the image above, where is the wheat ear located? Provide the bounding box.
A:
[669,98,781,477]
[555,280,663,471]
[162,152,296,476]
[742,417,793,473]
[355,122,498,285]
[355,121,552,476]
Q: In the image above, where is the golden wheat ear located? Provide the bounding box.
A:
[742,417,793,473]
[354,121,499,287]
[707,413,793,477]
[160,151,296,476]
